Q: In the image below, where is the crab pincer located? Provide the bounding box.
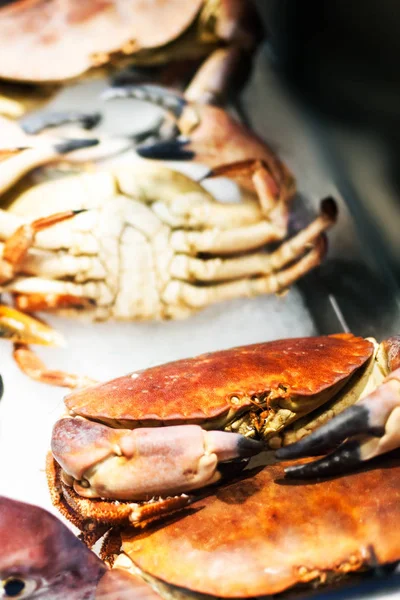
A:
[52,419,264,501]
[278,336,400,478]
[102,84,295,197]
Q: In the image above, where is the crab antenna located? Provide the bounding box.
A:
[101,84,187,119]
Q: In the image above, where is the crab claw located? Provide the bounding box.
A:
[278,365,400,479]
[102,84,293,192]
[52,419,264,500]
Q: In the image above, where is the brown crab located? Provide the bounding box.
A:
[103,83,296,194]
[116,451,400,598]
[47,333,400,560]
[0,0,262,96]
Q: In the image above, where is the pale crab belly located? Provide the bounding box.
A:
[22,195,172,321]
[93,196,168,321]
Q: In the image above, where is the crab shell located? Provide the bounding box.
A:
[0,0,261,83]
[118,453,400,598]
[65,334,373,440]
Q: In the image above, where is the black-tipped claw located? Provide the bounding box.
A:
[54,138,99,154]
[21,111,102,135]
[237,436,265,458]
[137,137,194,160]
[101,84,187,119]
[284,439,363,479]
[0,375,3,402]
[276,405,382,460]
[320,196,338,220]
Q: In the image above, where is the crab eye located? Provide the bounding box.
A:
[2,577,39,598]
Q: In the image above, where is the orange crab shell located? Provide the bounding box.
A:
[65,334,374,425]
[121,453,400,598]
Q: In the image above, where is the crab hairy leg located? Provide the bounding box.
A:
[278,338,400,478]
[52,418,264,500]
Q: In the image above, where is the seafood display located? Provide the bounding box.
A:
[0,3,398,599]
[47,335,400,551]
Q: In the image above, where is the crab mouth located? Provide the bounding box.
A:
[225,340,387,447]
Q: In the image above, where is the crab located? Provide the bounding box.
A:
[0,159,336,383]
[0,495,162,599]
[115,450,400,598]
[47,333,400,565]
[103,83,297,194]
[0,1,262,100]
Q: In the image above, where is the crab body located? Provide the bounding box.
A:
[0,161,335,322]
[0,0,262,85]
[49,333,385,534]
[117,453,400,598]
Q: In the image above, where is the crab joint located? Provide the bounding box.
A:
[52,420,264,501]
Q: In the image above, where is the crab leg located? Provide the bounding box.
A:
[171,198,336,281]
[278,366,400,478]
[184,46,244,105]
[0,306,64,346]
[0,138,98,196]
[0,210,85,281]
[171,220,286,254]
[13,343,97,388]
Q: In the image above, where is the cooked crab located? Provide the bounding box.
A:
[0,160,335,385]
[47,333,400,555]
[0,495,161,599]
[0,0,262,100]
[104,83,296,193]
[115,449,400,598]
